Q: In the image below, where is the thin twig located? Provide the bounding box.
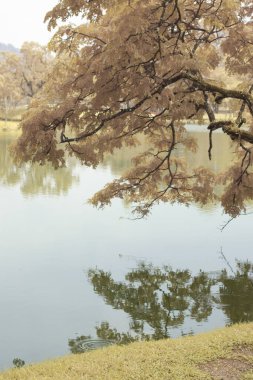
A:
[219,247,236,275]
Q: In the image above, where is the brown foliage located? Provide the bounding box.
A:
[13,0,253,217]
[0,42,52,121]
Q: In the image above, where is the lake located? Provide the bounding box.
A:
[0,129,252,369]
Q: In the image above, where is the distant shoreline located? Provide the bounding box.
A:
[0,120,20,133]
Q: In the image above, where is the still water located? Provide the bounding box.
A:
[0,130,252,369]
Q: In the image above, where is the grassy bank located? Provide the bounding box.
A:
[1,323,253,380]
[0,119,20,132]
[0,107,25,132]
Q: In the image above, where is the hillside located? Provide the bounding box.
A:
[0,42,19,53]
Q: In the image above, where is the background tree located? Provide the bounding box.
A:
[18,42,52,100]
[0,52,22,125]
[13,0,253,217]
[0,42,52,123]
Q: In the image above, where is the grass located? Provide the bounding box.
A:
[0,119,20,132]
[1,323,253,380]
[0,107,26,132]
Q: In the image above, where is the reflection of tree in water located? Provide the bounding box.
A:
[69,260,253,353]
[102,132,235,213]
[88,263,214,342]
[218,261,253,324]
[0,135,79,195]
[68,263,215,353]
[103,132,233,176]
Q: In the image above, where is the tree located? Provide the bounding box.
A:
[13,0,253,217]
[0,52,22,125]
[18,42,52,100]
[0,42,52,123]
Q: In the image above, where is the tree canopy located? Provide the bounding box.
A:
[0,42,51,123]
[13,0,253,217]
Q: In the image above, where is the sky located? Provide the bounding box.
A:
[0,0,59,48]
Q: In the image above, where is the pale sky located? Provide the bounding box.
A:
[0,0,59,48]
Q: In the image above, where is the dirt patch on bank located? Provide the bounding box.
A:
[200,346,253,379]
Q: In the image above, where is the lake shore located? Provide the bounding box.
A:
[0,120,20,133]
[1,323,253,380]
[0,111,237,134]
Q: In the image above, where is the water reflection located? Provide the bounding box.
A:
[0,134,79,195]
[69,261,253,352]
[218,261,253,324]
[69,336,114,354]
[102,131,235,214]
[0,132,252,369]
[0,131,234,202]
[89,264,215,341]
[103,131,233,176]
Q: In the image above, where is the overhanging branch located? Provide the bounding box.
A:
[208,121,253,144]
[53,70,253,145]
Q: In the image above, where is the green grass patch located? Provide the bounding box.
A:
[1,323,253,380]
